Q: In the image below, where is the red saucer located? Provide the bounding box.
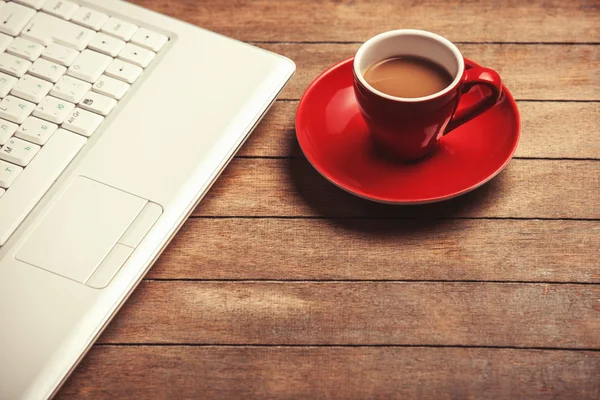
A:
[295,58,520,204]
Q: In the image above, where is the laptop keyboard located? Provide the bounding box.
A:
[0,0,168,246]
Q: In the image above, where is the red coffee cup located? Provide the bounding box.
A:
[353,29,503,161]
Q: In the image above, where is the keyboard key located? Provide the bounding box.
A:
[0,118,18,145]
[15,116,57,145]
[11,74,53,103]
[88,32,125,57]
[0,160,22,188]
[22,12,94,50]
[50,75,90,103]
[0,95,35,123]
[0,187,4,198]
[42,42,79,66]
[67,49,111,83]
[29,58,66,82]
[0,2,35,36]
[63,107,102,137]
[34,95,74,123]
[13,0,45,9]
[101,17,137,41]
[0,53,32,77]
[131,27,168,52]
[78,91,116,116]
[71,6,108,30]
[0,32,12,53]
[7,37,44,62]
[42,0,78,20]
[0,72,18,97]
[0,136,40,166]
[105,59,142,84]
[118,43,154,68]
[0,129,86,246]
[92,75,129,100]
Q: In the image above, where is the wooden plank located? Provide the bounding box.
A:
[148,219,600,282]
[254,44,600,101]
[99,282,600,348]
[242,101,600,159]
[192,159,600,218]
[129,0,600,43]
[58,347,600,400]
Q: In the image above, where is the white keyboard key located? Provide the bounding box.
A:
[0,2,35,36]
[13,0,45,10]
[0,118,18,145]
[0,95,35,123]
[101,17,137,41]
[131,27,168,52]
[71,6,108,30]
[105,59,142,84]
[11,74,52,103]
[0,72,18,97]
[67,49,111,83]
[42,42,79,66]
[0,129,86,246]
[0,160,22,188]
[78,91,115,116]
[0,53,32,77]
[63,107,102,137]
[29,58,66,83]
[92,75,129,100]
[50,75,90,103]
[0,136,40,166]
[22,12,94,50]
[15,116,57,145]
[0,32,12,53]
[7,37,44,61]
[33,95,74,123]
[0,188,4,198]
[88,32,125,57]
[118,43,154,68]
[42,0,78,20]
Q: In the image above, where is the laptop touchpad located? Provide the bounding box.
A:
[16,177,147,283]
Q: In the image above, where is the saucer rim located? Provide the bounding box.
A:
[295,57,521,205]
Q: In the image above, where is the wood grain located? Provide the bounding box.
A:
[129,0,600,43]
[148,219,600,282]
[193,159,600,218]
[242,101,600,159]
[59,346,600,400]
[99,282,600,348]
[254,44,600,101]
[60,1,600,398]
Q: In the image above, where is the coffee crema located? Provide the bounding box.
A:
[364,56,453,98]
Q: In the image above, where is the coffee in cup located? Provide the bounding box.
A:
[364,56,454,99]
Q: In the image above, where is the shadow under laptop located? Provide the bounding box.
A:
[286,136,504,234]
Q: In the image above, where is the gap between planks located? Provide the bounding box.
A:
[276,98,600,104]
[248,41,600,45]
[140,279,600,285]
[185,216,600,221]
[93,343,600,352]
[233,156,600,161]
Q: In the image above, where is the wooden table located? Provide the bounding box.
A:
[58,1,600,398]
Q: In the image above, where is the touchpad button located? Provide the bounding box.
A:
[16,177,147,283]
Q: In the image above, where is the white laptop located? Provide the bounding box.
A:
[0,0,295,398]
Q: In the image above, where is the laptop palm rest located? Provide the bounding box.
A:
[16,177,148,284]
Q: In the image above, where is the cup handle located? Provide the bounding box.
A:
[444,67,503,135]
